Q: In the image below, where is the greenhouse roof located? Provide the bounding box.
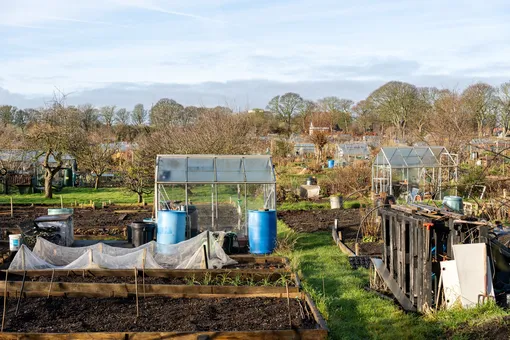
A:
[373,146,455,169]
[155,155,276,184]
[337,143,370,156]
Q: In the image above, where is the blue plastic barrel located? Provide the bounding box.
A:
[157,211,187,245]
[328,159,335,168]
[442,196,463,214]
[248,210,277,255]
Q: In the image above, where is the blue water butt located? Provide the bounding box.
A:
[328,159,335,168]
[157,211,187,245]
[248,210,277,255]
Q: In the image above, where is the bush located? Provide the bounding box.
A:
[320,162,371,198]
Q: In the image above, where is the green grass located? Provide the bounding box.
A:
[278,201,331,211]
[276,221,510,340]
[0,185,267,208]
[0,187,152,205]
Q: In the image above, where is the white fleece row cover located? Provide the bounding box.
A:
[9,231,237,270]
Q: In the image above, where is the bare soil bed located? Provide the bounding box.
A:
[1,205,150,233]
[2,296,317,333]
[278,209,360,233]
[345,241,383,256]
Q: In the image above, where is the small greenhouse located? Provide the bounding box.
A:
[154,155,276,238]
[336,142,370,165]
[372,146,458,200]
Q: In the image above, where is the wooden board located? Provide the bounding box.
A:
[0,282,301,298]
[0,329,328,339]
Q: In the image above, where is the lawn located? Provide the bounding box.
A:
[275,221,510,339]
[0,185,265,208]
[0,187,149,205]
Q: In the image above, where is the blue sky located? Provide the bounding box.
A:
[1,0,510,109]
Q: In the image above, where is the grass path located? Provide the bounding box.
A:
[276,222,509,340]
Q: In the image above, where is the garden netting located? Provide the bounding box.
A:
[9,231,237,270]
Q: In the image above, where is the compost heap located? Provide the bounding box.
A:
[9,231,237,270]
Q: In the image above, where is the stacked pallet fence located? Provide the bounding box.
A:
[375,206,489,312]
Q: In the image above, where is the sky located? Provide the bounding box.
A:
[1,0,510,109]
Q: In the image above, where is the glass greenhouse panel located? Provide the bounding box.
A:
[157,157,186,182]
[188,157,214,182]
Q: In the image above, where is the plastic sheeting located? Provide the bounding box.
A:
[9,231,236,270]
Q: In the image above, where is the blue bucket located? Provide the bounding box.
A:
[157,211,187,245]
[328,159,335,168]
[442,196,463,214]
[248,210,277,255]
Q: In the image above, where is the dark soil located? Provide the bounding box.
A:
[446,315,510,340]
[1,205,150,234]
[224,262,287,269]
[278,209,359,233]
[345,241,383,256]
[2,297,317,333]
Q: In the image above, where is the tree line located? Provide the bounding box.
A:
[1,80,510,199]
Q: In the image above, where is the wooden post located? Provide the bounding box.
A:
[355,243,360,256]
[1,270,8,332]
[339,231,343,241]
[134,268,139,318]
[10,197,13,217]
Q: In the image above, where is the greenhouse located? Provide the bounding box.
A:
[154,155,276,238]
[335,142,370,165]
[372,146,458,200]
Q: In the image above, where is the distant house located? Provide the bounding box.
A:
[309,122,330,136]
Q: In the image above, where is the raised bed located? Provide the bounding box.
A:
[0,292,327,339]
[1,255,300,296]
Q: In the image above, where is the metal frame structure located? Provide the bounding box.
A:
[335,142,370,164]
[154,155,277,237]
[372,146,458,200]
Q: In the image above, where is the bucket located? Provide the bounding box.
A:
[9,234,21,252]
[130,222,156,247]
[48,208,74,215]
[248,210,277,255]
[157,211,187,245]
[328,159,335,168]
[330,196,343,209]
[443,196,463,214]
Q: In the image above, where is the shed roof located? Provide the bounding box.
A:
[156,155,276,184]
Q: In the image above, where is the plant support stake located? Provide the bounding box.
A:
[1,270,8,332]
[15,270,27,316]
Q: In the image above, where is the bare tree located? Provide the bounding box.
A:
[100,105,116,128]
[352,99,376,133]
[120,150,153,203]
[74,131,119,189]
[114,108,131,126]
[308,130,329,161]
[317,97,353,131]
[26,94,84,198]
[414,87,439,138]
[78,104,99,131]
[424,89,473,157]
[150,98,184,127]
[368,81,419,140]
[132,103,147,125]
[0,105,16,127]
[462,82,497,137]
[266,92,304,136]
[497,82,510,137]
